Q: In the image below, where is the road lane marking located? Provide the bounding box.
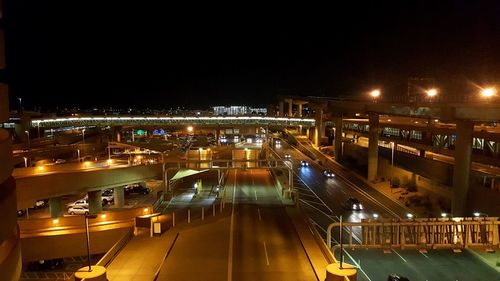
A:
[227,170,237,281]
[263,242,270,266]
[257,208,262,221]
[392,249,408,262]
[254,190,258,201]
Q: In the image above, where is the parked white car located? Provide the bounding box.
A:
[66,199,88,208]
[102,189,114,205]
[68,205,89,215]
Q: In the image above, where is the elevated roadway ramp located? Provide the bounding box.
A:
[14,163,163,209]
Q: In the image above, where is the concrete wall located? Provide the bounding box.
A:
[343,143,453,185]
[21,228,130,262]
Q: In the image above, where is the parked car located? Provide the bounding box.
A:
[388,274,410,281]
[300,160,309,167]
[344,197,363,211]
[34,199,48,209]
[322,169,335,178]
[66,199,88,208]
[125,184,150,195]
[17,209,25,217]
[55,159,67,164]
[27,258,64,271]
[68,205,89,215]
[102,189,114,205]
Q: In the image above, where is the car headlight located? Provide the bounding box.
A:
[359,204,363,210]
[352,204,357,209]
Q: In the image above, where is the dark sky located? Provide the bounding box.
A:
[5,1,500,110]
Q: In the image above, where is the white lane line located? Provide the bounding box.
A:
[227,170,237,281]
[392,249,408,263]
[419,250,430,259]
[342,248,373,281]
[257,208,262,221]
[254,190,258,201]
[263,241,270,266]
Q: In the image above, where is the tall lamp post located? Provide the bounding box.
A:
[369,89,381,103]
[25,130,30,150]
[82,129,86,144]
[85,214,98,272]
[390,141,395,193]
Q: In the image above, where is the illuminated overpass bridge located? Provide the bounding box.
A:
[30,116,315,128]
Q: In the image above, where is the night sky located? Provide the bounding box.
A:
[5,1,500,110]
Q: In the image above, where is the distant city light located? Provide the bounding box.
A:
[52,219,59,224]
[373,213,379,219]
[441,213,447,218]
[473,212,481,217]
[406,213,414,219]
[187,126,194,132]
[100,214,107,219]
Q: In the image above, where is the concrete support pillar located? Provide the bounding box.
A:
[314,126,319,147]
[112,126,122,142]
[288,100,293,117]
[88,190,102,215]
[334,117,343,160]
[306,128,310,138]
[419,149,425,157]
[49,197,64,218]
[452,120,474,217]
[297,103,303,117]
[113,186,125,208]
[368,114,380,181]
[279,101,284,117]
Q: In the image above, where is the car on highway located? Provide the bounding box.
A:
[68,205,89,215]
[388,274,410,281]
[284,154,291,160]
[55,159,67,164]
[275,139,281,145]
[344,197,363,211]
[27,258,64,271]
[102,189,114,205]
[300,160,309,167]
[322,169,335,178]
[17,209,25,217]
[125,184,150,195]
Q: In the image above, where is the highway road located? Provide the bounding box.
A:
[157,169,318,281]
[272,138,500,281]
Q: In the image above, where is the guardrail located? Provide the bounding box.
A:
[327,217,500,250]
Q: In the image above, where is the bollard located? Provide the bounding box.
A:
[188,208,191,224]
[202,207,205,221]
[172,212,175,227]
[213,204,216,216]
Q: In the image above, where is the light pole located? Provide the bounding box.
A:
[426,88,438,102]
[23,157,28,168]
[85,214,98,272]
[25,130,30,152]
[77,149,81,162]
[37,123,41,138]
[82,129,86,144]
[18,97,22,113]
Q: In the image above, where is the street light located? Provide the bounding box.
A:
[370,89,381,99]
[390,141,395,192]
[187,126,194,133]
[480,87,496,98]
[82,129,86,144]
[84,214,98,272]
[77,149,81,162]
[23,157,28,168]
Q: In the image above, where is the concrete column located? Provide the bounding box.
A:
[368,113,380,181]
[111,126,122,142]
[306,128,310,138]
[49,197,64,218]
[452,120,474,217]
[113,186,125,208]
[419,149,425,157]
[314,126,319,147]
[279,101,284,117]
[297,103,303,117]
[288,100,293,117]
[88,190,102,215]
[334,117,343,160]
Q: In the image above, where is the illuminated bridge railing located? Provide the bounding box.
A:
[31,116,315,128]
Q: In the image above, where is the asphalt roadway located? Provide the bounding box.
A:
[272,139,500,281]
[156,169,318,281]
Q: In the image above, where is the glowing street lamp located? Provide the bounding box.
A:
[426,88,438,102]
[370,89,381,99]
[480,87,496,98]
[187,126,194,133]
